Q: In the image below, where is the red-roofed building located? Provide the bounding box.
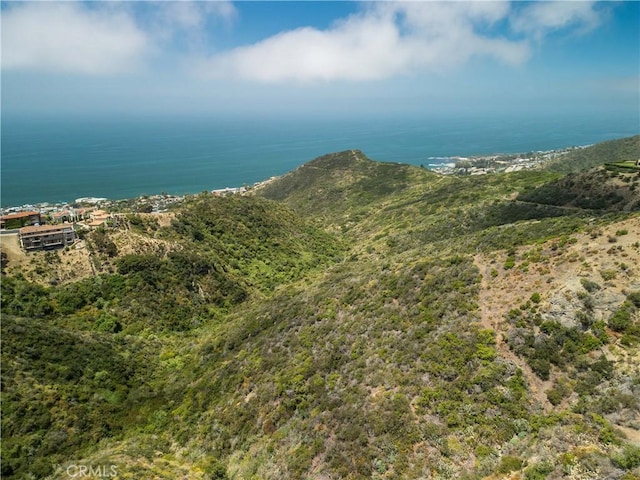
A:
[1,211,41,229]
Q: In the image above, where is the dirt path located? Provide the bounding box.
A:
[1,233,23,263]
[474,215,640,415]
[474,253,554,412]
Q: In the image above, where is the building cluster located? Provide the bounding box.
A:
[0,193,190,253]
[1,181,271,252]
[0,210,75,252]
[430,146,584,176]
[0,206,120,252]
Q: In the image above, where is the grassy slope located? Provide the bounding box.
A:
[519,166,640,212]
[545,135,640,174]
[2,144,640,479]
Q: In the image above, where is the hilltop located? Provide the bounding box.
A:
[2,136,640,479]
[257,149,436,220]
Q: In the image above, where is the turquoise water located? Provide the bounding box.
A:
[2,112,638,207]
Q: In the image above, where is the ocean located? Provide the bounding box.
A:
[2,112,638,207]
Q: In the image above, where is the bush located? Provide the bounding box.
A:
[611,444,640,470]
[580,278,601,293]
[601,269,617,281]
[529,358,551,381]
[524,461,554,480]
[498,455,523,474]
[504,256,516,269]
[546,380,572,406]
[203,459,229,479]
[608,304,634,333]
[627,291,640,308]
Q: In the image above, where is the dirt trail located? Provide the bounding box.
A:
[474,253,554,412]
[474,215,640,414]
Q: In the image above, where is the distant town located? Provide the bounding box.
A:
[427,144,588,175]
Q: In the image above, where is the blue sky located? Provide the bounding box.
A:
[1,1,638,120]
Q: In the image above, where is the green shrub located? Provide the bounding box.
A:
[524,461,554,480]
[579,292,595,311]
[475,445,494,458]
[580,278,601,293]
[497,455,523,474]
[601,269,617,281]
[203,459,229,479]
[546,380,572,406]
[608,304,634,333]
[627,291,640,308]
[576,311,594,329]
[529,358,551,381]
[611,444,640,470]
[620,333,640,346]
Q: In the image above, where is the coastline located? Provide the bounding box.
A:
[0,176,281,221]
[0,139,624,216]
[3,112,638,210]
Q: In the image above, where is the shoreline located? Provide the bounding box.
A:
[0,140,612,215]
[0,176,281,220]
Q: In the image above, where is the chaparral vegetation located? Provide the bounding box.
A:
[2,136,640,479]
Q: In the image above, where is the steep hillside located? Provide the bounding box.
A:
[518,166,640,211]
[545,135,640,174]
[1,316,163,478]
[475,217,640,416]
[1,195,343,334]
[2,140,640,479]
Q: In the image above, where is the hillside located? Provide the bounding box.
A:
[2,140,640,479]
[257,149,438,220]
[545,135,640,174]
[518,166,640,211]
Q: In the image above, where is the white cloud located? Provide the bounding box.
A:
[200,14,409,82]
[147,1,236,38]
[0,0,609,83]
[510,1,602,38]
[197,2,530,83]
[1,2,149,75]
[1,1,237,75]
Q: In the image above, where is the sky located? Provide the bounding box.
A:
[1,1,639,120]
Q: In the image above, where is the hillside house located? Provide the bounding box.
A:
[1,211,41,229]
[85,209,111,228]
[51,208,93,224]
[19,224,76,251]
[52,210,71,223]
